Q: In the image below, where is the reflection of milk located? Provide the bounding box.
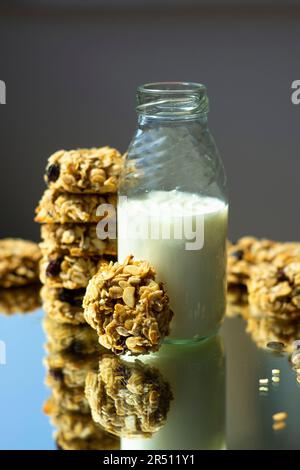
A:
[121,336,226,450]
[118,190,228,340]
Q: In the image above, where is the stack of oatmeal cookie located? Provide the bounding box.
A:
[35,146,123,449]
[35,147,122,298]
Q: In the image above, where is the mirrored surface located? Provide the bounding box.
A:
[0,285,300,450]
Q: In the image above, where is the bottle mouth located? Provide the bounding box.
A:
[138,82,206,95]
[136,82,209,118]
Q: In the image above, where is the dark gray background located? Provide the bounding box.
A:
[0,1,300,242]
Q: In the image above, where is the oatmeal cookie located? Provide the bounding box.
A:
[0,238,41,287]
[83,256,173,355]
[44,147,123,194]
[35,189,117,224]
[40,253,111,289]
[40,224,117,257]
[0,285,41,314]
[85,355,173,438]
[43,315,100,354]
[248,262,300,318]
[44,350,99,389]
[41,286,85,325]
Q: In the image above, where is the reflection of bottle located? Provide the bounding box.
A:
[122,335,226,450]
[118,82,228,341]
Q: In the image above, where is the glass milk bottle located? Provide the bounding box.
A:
[118,82,228,342]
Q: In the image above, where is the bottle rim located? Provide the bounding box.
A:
[137,82,206,95]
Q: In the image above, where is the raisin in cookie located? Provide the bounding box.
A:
[85,355,173,438]
[0,238,41,287]
[44,147,123,194]
[83,256,173,355]
[35,189,116,224]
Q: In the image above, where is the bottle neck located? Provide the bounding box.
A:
[136,82,209,124]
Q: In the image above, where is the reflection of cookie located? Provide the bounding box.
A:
[41,286,85,325]
[52,412,99,440]
[0,285,41,314]
[44,147,123,194]
[85,355,173,438]
[44,350,99,389]
[45,389,120,449]
[248,263,300,319]
[35,189,117,224]
[40,254,111,290]
[46,404,105,440]
[43,315,100,355]
[40,224,117,257]
[0,238,41,287]
[83,256,173,355]
[246,312,300,353]
[44,391,90,415]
